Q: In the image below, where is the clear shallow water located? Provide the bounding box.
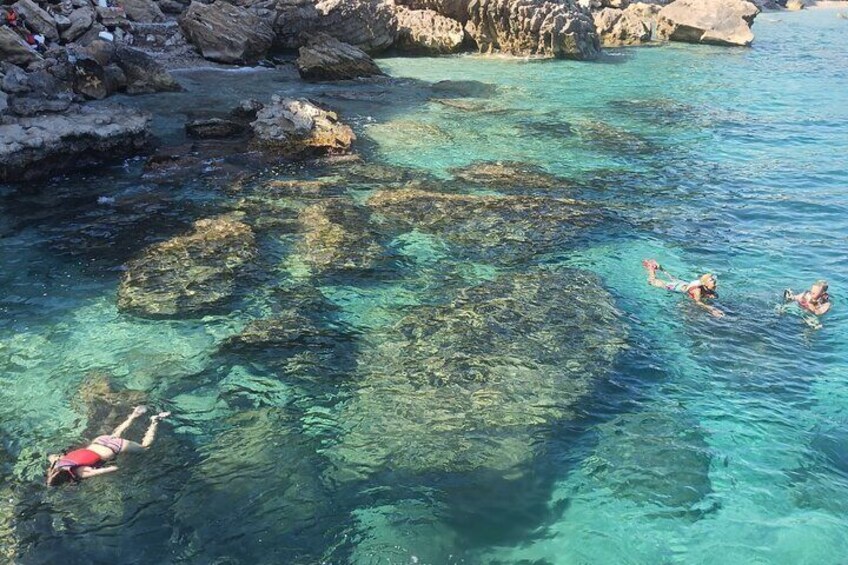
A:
[2,8,848,564]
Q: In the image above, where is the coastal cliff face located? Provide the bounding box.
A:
[0,0,767,181]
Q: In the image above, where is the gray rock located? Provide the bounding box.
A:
[231,98,264,120]
[296,33,382,81]
[75,22,108,46]
[180,1,274,64]
[267,0,321,49]
[315,0,398,53]
[656,0,759,47]
[465,0,601,59]
[60,6,96,43]
[594,4,655,46]
[0,91,8,115]
[117,214,257,317]
[72,55,112,99]
[0,26,42,67]
[0,104,150,182]
[185,117,248,138]
[12,0,59,42]
[396,0,471,23]
[116,0,165,21]
[1,63,31,94]
[114,45,181,93]
[251,96,356,156]
[395,7,466,54]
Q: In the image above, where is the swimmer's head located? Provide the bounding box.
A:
[700,273,717,291]
[812,280,829,300]
[46,455,72,487]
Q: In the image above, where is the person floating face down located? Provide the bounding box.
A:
[643,259,724,318]
[46,406,171,486]
[784,280,831,317]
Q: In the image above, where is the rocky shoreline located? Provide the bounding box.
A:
[0,0,835,182]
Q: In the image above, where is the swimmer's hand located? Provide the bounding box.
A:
[710,308,725,319]
[132,405,148,417]
[152,411,171,422]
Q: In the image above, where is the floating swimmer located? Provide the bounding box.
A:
[46,406,170,486]
[642,259,724,318]
[784,280,832,317]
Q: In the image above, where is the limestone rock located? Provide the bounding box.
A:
[251,96,355,156]
[180,1,274,64]
[61,6,96,43]
[267,0,322,49]
[395,7,466,54]
[785,0,805,9]
[117,215,257,317]
[114,45,181,93]
[395,0,471,23]
[656,0,759,47]
[0,104,150,182]
[594,4,655,46]
[0,28,41,67]
[95,6,130,28]
[12,0,59,42]
[295,199,382,275]
[465,0,601,59]
[116,0,165,22]
[296,33,382,81]
[315,0,398,53]
[186,117,248,138]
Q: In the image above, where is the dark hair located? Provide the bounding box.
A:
[46,461,76,487]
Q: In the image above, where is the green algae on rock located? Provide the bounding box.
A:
[449,160,571,191]
[368,187,598,262]
[117,214,257,317]
[327,268,626,478]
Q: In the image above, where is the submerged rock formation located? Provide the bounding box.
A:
[0,104,150,182]
[368,187,597,262]
[328,268,626,477]
[250,96,356,156]
[117,214,257,317]
[395,6,467,54]
[465,0,601,59]
[180,0,275,63]
[296,33,383,81]
[449,160,569,190]
[656,0,759,47]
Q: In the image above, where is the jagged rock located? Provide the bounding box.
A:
[594,4,655,46]
[656,0,759,47]
[180,0,274,64]
[296,33,382,81]
[0,27,42,67]
[231,97,264,120]
[114,45,181,93]
[328,269,626,476]
[251,96,355,156]
[315,0,398,53]
[117,215,257,317]
[295,199,382,275]
[186,117,248,138]
[394,7,466,54]
[96,6,130,28]
[116,0,165,22]
[61,6,95,42]
[396,0,470,23]
[465,0,601,59]
[0,104,150,182]
[266,0,322,48]
[12,0,59,42]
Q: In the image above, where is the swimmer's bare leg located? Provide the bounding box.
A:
[111,405,148,438]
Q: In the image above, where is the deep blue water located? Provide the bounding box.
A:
[2,7,848,564]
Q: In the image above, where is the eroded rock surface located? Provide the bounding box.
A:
[656,0,759,47]
[395,6,466,54]
[328,268,626,477]
[450,160,569,190]
[594,4,656,46]
[117,214,257,317]
[0,104,150,182]
[250,96,355,156]
[180,0,275,63]
[315,0,398,53]
[296,33,383,81]
[465,0,600,59]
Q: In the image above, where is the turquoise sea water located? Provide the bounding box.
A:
[2,7,848,564]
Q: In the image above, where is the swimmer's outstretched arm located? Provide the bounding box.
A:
[690,288,724,318]
[76,466,118,479]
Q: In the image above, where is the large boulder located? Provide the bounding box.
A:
[656,0,759,47]
[315,0,398,53]
[593,4,655,46]
[11,0,59,42]
[250,96,355,156]
[180,1,275,64]
[60,6,96,43]
[296,33,382,81]
[396,0,470,23]
[263,0,322,49]
[115,0,165,22]
[0,104,150,182]
[117,215,257,317]
[394,7,466,54]
[465,0,601,59]
[114,45,181,93]
[0,28,41,67]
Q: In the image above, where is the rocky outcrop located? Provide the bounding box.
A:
[315,0,398,53]
[0,27,42,68]
[250,96,355,155]
[0,104,150,182]
[465,0,601,59]
[116,0,165,22]
[117,215,257,317]
[296,33,383,81]
[593,4,656,46]
[267,0,322,49]
[12,0,59,43]
[61,6,96,43]
[180,1,275,64]
[396,0,470,23]
[656,0,759,47]
[114,45,182,93]
[395,6,466,54]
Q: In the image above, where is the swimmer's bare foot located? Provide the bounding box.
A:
[132,405,148,417]
[642,259,660,273]
[151,411,171,422]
